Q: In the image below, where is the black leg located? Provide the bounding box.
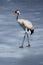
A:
[19,32,26,48]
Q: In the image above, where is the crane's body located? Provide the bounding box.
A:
[17,19,34,31]
[14,10,34,48]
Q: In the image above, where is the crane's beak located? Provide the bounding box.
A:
[13,13,16,16]
[12,11,16,16]
[12,11,20,16]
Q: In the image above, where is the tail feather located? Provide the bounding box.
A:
[30,29,34,35]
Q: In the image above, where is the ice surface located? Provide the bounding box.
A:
[0,0,43,65]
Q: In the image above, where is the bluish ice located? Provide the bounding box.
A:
[0,0,43,65]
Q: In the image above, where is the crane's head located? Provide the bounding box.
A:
[15,10,20,15]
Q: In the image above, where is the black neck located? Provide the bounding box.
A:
[16,14,19,20]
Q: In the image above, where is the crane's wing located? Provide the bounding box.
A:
[17,19,34,30]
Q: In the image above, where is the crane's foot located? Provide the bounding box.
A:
[26,44,30,47]
[19,45,23,48]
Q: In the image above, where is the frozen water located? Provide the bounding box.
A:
[0,0,43,65]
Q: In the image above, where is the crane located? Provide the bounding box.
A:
[14,10,34,48]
